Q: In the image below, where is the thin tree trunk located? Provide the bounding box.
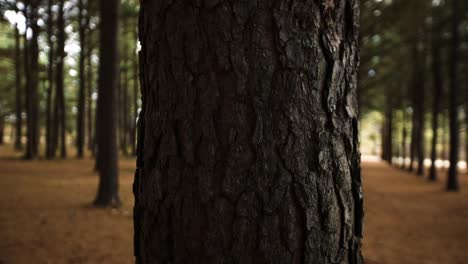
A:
[429,26,442,181]
[131,27,139,156]
[14,20,23,150]
[134,1,363,263]
[121,17,129,156]
[77,0,86,158]
[45,0,55,159]
[408,106,416,172]
[0,117,4,145]
[56,0,67,158]
[23,4,31,159]
[30,1,40,159]
[116,70,122,154]
[87,44,94,154]
[24,1,39,160]
[94,0,120,207]
[416,37,426,176]
[447,0,460,191]
[401,107,407,170]
[441,110,448,164]
[383,95,393,164]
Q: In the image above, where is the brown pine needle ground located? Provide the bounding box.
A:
[0,145,468,264]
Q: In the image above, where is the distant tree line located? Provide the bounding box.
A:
[0,0,139,205]
[360,0,468,191]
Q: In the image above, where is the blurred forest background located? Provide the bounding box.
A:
[0,0,467,263]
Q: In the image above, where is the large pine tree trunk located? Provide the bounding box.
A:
[14,20,23,150]
[134,1,363,263]
[94,0,120,206]
[447,0,460,191]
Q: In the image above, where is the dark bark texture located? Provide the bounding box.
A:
[134,1,363,263]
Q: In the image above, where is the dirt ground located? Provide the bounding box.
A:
[0,145,468,264]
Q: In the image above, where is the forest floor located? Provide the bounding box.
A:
[0,146,468,264]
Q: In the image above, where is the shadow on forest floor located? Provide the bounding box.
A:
[1,145,468,263]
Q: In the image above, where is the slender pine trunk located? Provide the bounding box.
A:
[76,0,86,158]
[94,0,120,207]
[56,0,67,158]
[447,0,460,191]
[45,0,55,159]
[429,24,442,181]
[14,20,23,150]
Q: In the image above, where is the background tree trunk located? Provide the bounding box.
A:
[382,96,393,164]
[45,0,55,159]
[14,20,22,150]
[0,117,4,145]
[429,25,442,181]
[56,0,67,158]
[87,44,94,154]
[401,108,407,170]
[25,0,40,160]
[447,0,460,191]
[94,0,120,206]
[134,1,363,263]
[76,0,86,158]
[416,35,426,177]
[131,27,139,156]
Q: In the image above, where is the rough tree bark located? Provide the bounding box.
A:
[134,1,363,263]
[94,0,120,206]
[14,20,23,150]
[447,0,460,191]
